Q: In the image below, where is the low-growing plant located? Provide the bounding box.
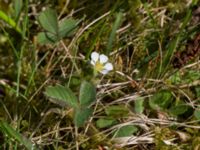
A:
[0,0,200,149]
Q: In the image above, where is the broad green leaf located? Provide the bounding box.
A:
[149,90,173,110]
[134,97,144,114]
[114,125,138,137]
[0,121,38,150]
[194,107,200,120]
[79,80,96,107]
[74,107,93,127]
[169,104,189,116]
[45,84,78,108]
[38,8,58,35]
[58,18,79,38]
[96,118,118,128]
[37,32,59,44]
[105,105,129,117]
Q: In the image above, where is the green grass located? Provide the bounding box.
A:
[0,0,200,149]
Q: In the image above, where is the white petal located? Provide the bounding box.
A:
[104,63,113,71]
[100,69,109,75]
[90,60,95,66]
[99,54,108,63]
[91,52,99,62]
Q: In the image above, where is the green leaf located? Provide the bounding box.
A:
[45,84,78,108]
[115,125,138,137]
[169,104,189,116]
[0,10,21,33]
[134,97,144,114]
[14,0,23,20]
[37,32,59,44]
[149,90,173,110]
[194,107,200,120]
[106,12,123,54]
[38,8,58,35]
[58,18,79,38]
[160,8,192,76]
[79,80,96,107]
[0,121,38,150]
[105,105,129,117]
[96,118,118,128]
[74,107,93,127]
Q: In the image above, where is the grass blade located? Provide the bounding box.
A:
[0,10,21,33]
[0,121,38,150]
[106,12,123,54]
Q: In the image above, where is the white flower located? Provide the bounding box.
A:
[90,52,113,75]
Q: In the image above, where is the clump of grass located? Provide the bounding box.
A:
[0,0,200,149]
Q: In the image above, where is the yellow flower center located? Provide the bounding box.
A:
[95,61,104,72]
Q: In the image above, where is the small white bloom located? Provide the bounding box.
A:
[90,52,113,75]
